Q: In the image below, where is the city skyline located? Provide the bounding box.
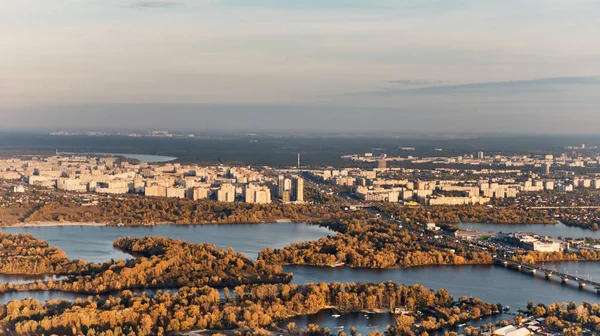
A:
[2,0,600,133]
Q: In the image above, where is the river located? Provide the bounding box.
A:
[458,222,600,239]
[0,222,332,262]
[1,223,600,333]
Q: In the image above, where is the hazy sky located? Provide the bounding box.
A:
[2,0,600,133]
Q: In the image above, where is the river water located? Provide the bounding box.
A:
[459,222,600,239]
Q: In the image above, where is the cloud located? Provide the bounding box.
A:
[362,76,600,96]
[125,1,185,9]
[389,80,449,86]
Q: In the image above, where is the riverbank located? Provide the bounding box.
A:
[275,260,495,270]
[5,221,108,228]
[3,219,301,228]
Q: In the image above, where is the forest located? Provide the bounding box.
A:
[0,282,500,336]
[259,221,493,269]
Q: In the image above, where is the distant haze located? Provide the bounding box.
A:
[2,1,600,133]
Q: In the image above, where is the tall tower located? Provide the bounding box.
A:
[292,176,304,202]
[297,153,301,169]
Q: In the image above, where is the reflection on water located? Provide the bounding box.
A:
[459,222,600,239]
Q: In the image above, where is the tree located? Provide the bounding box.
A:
[287,322,296,333]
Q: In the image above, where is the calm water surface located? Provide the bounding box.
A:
[0,223,332,263]
[459,222,600,239]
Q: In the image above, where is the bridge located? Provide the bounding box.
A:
[496,258,600,292]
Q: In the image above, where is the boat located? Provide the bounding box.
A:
[336,326,344,329]
[332,314,341,318]
[458,323,467,328]
[503,306,510,311]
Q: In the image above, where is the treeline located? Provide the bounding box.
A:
[0,236,289,295]
[511,249,600,264]
[378,204,555,225]
[0,282,500,336]
[17,195,375,226]
[259,222,493,268]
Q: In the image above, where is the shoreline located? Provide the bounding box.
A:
[3,221,108,228]
[2,219,299,228]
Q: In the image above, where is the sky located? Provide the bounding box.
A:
[2,0,600,133]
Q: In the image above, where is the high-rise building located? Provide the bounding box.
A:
[278,175,286,197]
[291,176,304,202]
[377,159,387,169]
[144,184,167,197]
[166,186,186,199]
[278,175,293,200]
[217,184,236,202]
[541,163,551,175]
[245,184,257,203]
[477,151,484,160]
[244,184,272,204]
[188,186,210,200]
